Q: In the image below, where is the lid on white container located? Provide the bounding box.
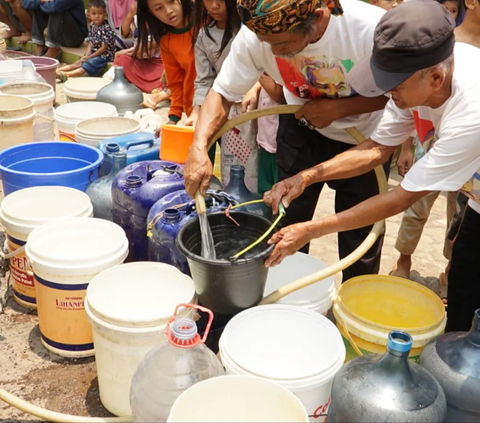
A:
[55,101,117,122]
[25,218,128,276]
[0,61,22,75]
[220,305,345,381]
[86,262,196,328]
[75,117,140,137]
[0,186,93,235]
[64,77,110,96]
[264,253,336,310]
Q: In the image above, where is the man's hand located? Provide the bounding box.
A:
[295,97,342,129]
[263,173,307,214]
[397,138,414,177]
[265,222,314,267]
[242,82,261,113]
[184,145,213,197]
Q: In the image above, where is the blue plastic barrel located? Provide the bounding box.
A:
[0,142,104,195]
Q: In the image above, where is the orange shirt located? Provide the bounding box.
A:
[160,25,196,122]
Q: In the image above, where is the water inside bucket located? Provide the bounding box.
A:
[7,157,91,173]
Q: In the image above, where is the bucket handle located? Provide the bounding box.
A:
[335,309,364,356]
[0,240,25,260]
[34,112,55,122]
[165,303,214,345]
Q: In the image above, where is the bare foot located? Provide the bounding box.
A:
[390,254,412,279]
[35,45,46,56]
[5,28,21,40]
[143,92,168,110]
[17,32,31,44]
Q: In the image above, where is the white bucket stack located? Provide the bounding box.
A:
[63,77,111,102]
[167,375,310,422]
[75,116,141,147]
[264,252,336,315]
[0,82,55,141]
[0,95,35,149]
[25,218,129,358]
[0,187,93,309]
[55,101,117,142]
[85,262,196,417]
[219,305,346,423]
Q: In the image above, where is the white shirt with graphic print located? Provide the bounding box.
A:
[371,42,480,214]
[213,0,385,144]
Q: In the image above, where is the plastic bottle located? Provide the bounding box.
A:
[420,309,480,422]
[130,304,225,422]
[15,60,47,83]
[87,149,127,221]
[224,165,271,219]
[328,330,447,422]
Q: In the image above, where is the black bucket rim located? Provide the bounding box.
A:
[176,211,275,266]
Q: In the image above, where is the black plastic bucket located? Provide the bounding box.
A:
[176,211,275,314]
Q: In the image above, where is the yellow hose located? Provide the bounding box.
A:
[0,105,386,421]
[206,105,387,305]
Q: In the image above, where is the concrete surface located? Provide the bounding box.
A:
[0,89,450,420]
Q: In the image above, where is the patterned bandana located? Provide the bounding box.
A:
[237,0,344,36]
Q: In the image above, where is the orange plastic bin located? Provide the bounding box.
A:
[160,124,195,164]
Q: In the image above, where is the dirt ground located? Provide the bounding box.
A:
[0,84,450,420]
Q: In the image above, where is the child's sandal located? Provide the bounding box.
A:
[56,71,68,83]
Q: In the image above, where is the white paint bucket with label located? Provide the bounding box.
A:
[167,375,309,422]
[219,305,345,422]
[0,186,93,309]
[25,218,129,357]
[85,262,196,417]
[264,253,336,315]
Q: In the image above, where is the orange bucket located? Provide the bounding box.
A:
[160,124,195,164]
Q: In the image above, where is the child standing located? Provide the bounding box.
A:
[256,74,284,195]
[56,0,115,80]
[136,0,195,124]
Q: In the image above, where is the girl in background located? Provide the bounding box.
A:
[186,0,260,192]
[436,0,462,23]
[136,0,195,124]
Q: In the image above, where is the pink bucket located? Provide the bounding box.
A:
[15,57,59,92]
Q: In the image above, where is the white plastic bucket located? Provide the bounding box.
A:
[25,218,129,358]
[55,101,118,142]
[63,77,111,102]
[167,375,309,422]
[75,116,141,147]
[0,95,35,149]
[0,61,22,85]
[219,305,346,423]
[85,262,196,417]
[0,186,93,309]
[0,82,55,141]
[264,253,336,315]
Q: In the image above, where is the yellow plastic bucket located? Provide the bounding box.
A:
[333,275,446,362]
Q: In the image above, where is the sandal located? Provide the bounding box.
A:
[56,71,68,83]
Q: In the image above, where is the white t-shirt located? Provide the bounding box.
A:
[213,0,385,144]
[371,42,480,214]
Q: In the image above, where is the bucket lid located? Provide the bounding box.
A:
[220,305,345,381]
[75,117,140,137]
[25,218,128,276]
[0,186,93,235]
[264,253,336,308]
[86,262,196,328]
[55,102,117,122]
[64,77,110,95]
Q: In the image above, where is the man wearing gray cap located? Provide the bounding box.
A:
[264,0,480,332]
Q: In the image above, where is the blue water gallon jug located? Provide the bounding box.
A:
[112,160,185,261]
[98,132,160,170]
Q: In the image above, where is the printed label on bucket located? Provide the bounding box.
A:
[34,274,93,353]
[7,235,36,306]
[310,397,331,422]
[59,130,76,142]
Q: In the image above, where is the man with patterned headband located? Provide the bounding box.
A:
[184,0,389,281]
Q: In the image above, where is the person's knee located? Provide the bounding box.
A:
[10,0,23,13]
